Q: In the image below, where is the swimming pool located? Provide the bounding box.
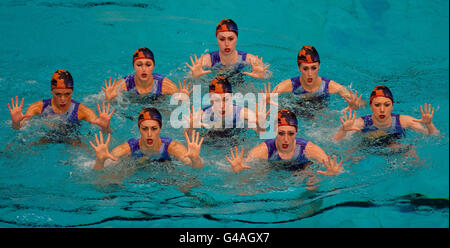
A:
[0,0,448,228]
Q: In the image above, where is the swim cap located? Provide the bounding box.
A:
[133,47,155,65]
[277,109,298,131]
[216,19,238,37]
[297,46,320,65]
[209,76,233,94]
[51,70,74,90]
[138,107,162,128]
[370,85,394,104]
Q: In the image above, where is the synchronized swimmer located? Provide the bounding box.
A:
[6,18,441,190]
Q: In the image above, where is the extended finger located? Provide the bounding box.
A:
[7,103,12,112]
[199,137,204,147]
[94,133,100,146]
[240,148,244,160]
[99,131,104,144]
[105,133,111,145]
[15,96,19,108]
[89,141,96,150]
[229,148,235,159]
[184,130,191,144]
[109,108,115,117]
[420,105,424,116]
[185,62,193,70]
[225,155,232,164]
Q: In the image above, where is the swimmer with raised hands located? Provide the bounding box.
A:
[264,46,365,113]
[90,107,204,170]
[225,109,344,178]
[186,19,270,80]
[333,86,439,145]
[8,70,114,144]
[102,47,192,101]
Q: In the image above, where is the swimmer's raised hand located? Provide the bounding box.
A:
[225,146,251,173]
[92,102,115,133]
[102,77,120,101]
[413,103,435,125]
[172,80,193,102]
[186,54,211,78]
[412,103,439,135]
[89,131,117,170]
[184,129,204,160]
[8,96,31,129]
[243,56,270,79]
[317,155,344,176]
[339,109,361,132]
[343,89,363,111]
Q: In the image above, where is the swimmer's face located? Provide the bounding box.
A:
[217,31,237,55]
[139,120,161,147]
[275,125,297,151]
[370,96,393,122]
[133,58,154,81]
[51,88,73,109]
[210,93,232,116]
[299,62,320,85]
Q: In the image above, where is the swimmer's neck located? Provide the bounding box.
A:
[371,114,393,129]
[275,140,296,160]
[299,76,322,92]
[50,98,71,114]
[134,74,154,93]
[139,137,161,153]
[219,49,238,66]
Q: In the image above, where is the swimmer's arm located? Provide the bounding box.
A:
[78,104,113,133]
[168,140,203,168]
[400,115,439,135]
[200,53,212,68]
[161,77,179,95]
[12,101,42,129]
[226,143,267,173]
[244,142,269,164]
[93,143,130,170]
[304,142,343,176]
[272,79,293,94]
[333,117,364,141]
[243,54,271,79]
[329,81,367,110]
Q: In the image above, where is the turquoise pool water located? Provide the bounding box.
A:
[0,0,448,228]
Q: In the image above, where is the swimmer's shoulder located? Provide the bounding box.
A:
[200,53,212,67]
[327,79,345,94]
[25,100,44,116]
[248,142,269,161]
[273,78,293,93]
[161,76,178,95]
[112,142,132,158]
[398,114,417,129]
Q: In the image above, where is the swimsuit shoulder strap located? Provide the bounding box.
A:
[152,73,165,95]
[127,138,140,154]
[209,51,220,67]
[264,138,278,160]
[42,98,52,112]
[237,50,247,62]
[124,74,136,91]
[290,76,304,93]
